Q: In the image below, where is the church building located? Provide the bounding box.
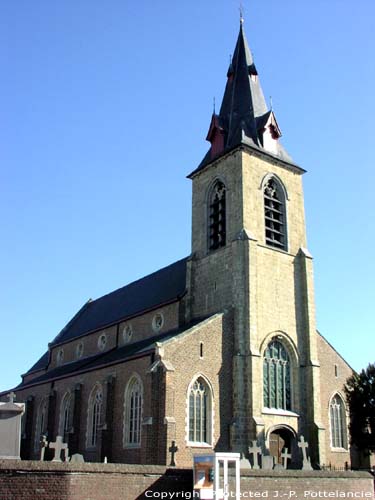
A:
[2,21,355,469]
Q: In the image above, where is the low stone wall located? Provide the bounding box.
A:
[0,460,373,500]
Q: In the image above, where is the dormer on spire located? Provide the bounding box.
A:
[190,21,293,177]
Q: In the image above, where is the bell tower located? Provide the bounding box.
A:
[185,20,326,464]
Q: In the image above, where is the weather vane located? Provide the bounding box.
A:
[239,1,244,25]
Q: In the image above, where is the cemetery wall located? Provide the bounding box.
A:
[0,460,373,500]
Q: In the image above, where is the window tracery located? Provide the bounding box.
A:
[263,340,291,410]
[264,178,286,250]
[209,181,226,251]
[188,377,212,444]
[330,394,347,449]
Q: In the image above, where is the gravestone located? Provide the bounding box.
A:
[49,435,69,462]
[248,441,261,470]
[281,448,292,469]
[0,393,25,459]
[298,435,313,470]
[168,440,178,466]
[70,453,85,463]
[261,455,275,470]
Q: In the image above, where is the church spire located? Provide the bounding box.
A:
[192,20,293,176]
[219,21,268,149]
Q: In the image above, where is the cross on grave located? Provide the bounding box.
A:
[281,447,291,469]
[168,440,178,466]
[40,435,48,461]
[7,392,16,403]
[298,435,313,470]
[49,435,69,462]
[248,441,261,470]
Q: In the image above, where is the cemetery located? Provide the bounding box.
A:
[0,392,373,500]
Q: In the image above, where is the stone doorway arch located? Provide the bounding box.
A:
[268,426,296,466]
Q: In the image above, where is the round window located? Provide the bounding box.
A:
[98,333,107,351]
[123,324,133,343]
[76,342,84,359]
[57,349,64,365]
[152,313,164,332]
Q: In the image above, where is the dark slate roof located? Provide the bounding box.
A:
[27,351,49,374]
[49,257,188,347]
[16,320,204,390]
[188,23,298,177]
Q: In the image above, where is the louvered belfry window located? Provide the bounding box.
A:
[209,181,226,250]
[264,178,286,250]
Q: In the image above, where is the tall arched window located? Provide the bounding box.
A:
[330,394,347,449]
[188,377,212,444]
[87,384,103,448]
[123,376,143,447]
[264,177,286,250]
[59,392,72,440]
[34,397,48,451]
[208,180,226,251]
[263,340,291,410]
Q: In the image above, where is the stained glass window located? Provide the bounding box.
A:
[330,395,347,449]
[263,340,291,410]
[124,377,143,446]
[189,378,211,443]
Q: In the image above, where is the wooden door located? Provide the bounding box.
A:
[269,432,286,464]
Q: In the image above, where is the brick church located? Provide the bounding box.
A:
[2,21,356,469]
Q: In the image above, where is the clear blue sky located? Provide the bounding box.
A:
[1,1,374,393]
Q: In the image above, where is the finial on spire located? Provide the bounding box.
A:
[270,96,273,111]
[213,96,216,114]
[239,1,244,25]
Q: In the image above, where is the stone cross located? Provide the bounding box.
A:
[168,440,178,466]
[7,392,16,403]
[248,441,261,470]
[40,435,48,461]
[281,447,291,469]
[49,435,69,462]
[298,435,313,470]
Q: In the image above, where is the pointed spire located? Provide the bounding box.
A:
[219,21,268,150]
[189,18,294,178]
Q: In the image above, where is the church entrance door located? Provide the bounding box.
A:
[269,428,293,465]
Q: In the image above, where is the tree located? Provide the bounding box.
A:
[345,363,375,452]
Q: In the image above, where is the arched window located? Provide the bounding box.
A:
[188,377,212,444]
[123,376,143,447]
[59,392,72,440]
[87,384,103,448]
[264,177,286,250]
[208,180,226,251]
[263,340,291,410]
[34,397,48,451]
[330,394,347,449]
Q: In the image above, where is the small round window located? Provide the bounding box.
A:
[76,342,84,359]
[98,333,107,351]
[123,324,133,343]
[57,349,64,365]
[152,313,164,332]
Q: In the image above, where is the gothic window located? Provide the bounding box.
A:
[208,181,226,251]
[123,376,143,447]
[263,340,291,410]
[264,177,286,250]
[87,384,103,448]
[34,398,48,451]
[330,394,347,449]
[59,392,72,440]
[188,377,212,444]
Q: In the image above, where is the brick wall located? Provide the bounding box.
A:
[0,461,373,500]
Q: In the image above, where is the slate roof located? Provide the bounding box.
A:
[24,258,188,376]
[51,257,188,347]
[188,23,298,177]
[17,320,204,390]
